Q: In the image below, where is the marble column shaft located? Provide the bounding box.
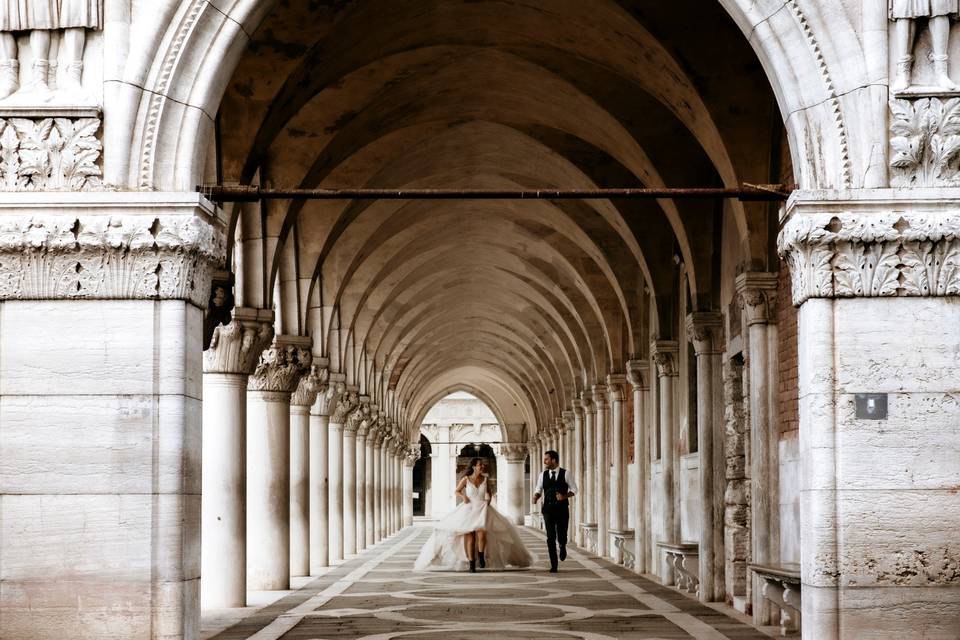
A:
[581,392,596,527]
[687,312,725,602]
[309,377,338,573]
[607,375,628,542]
[593,384,609,557]
[290,363,327,578]
[201,308,274,608]
[737,274,780,624]
[572,401,585,545]
[627,360,650,575]
[246,336,312,591]
[652,340,680,582]
[365,425,377,547]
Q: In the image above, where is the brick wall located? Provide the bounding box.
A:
[777,261,799,434]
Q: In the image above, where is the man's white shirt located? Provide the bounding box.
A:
[533,467,579,496]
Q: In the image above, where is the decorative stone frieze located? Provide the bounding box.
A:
[686,312,724,355]
[779,190,960,305]
[0,115,102,191]
[0,195,225,306]
[626,359,650,390]
[331,390,358,424]
[291,363,329,407]
[735,273,778,325]
[248,336,312,394]
[650,341,679,377]
[202,307,274,375]
[497,443,528,463]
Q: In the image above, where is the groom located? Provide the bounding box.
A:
[532,450,579,573]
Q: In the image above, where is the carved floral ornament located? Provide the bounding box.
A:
[291,365,329,407]
[778,208,960,305]
[0,117,102,191]
[890,98,960,188]
[249,340,312,393]
[498,443,528,462]
[0,212,225,306]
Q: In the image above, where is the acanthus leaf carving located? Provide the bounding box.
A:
[248,339,312,394]
[779,206,960,305]
[890,98,960,187]
[0,117,102,191]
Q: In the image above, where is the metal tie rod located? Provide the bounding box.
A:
[198,184,793,202]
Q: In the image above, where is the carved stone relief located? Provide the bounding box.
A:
[0,116,101,190]
[248,338,312,394]
[0,212,225,305]
[779,208,960,305]
[890,1,960,95]
[0,1,102,104]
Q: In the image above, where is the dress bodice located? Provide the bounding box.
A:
[464,475,488,501]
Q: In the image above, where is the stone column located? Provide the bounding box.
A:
[593,384,609,557]
[0,194,225,639]
[246,336,312,590]
[371,429,383,542]
[290,364,326,578]
[329,387,357,561]
[626,360,650,575]
[687,312,726,602]
[779,194,960,639]
[607,374,628,561]
[365,412,379,547]
[498,443,528,525]
[571,399,585,545]
[402,446,418,527]
[652,340,680,582]
[394,439,404,531]
[309,370,339,574]
[736,272,779,624]
[201,308,274,608]
[581,390,596,531]
[342,397,363,556]
[379,436,390,536]
[354,398,371,552]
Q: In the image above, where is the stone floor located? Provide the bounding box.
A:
[202,526,772,640]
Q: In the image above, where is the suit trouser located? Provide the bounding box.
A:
[542,505,570,568]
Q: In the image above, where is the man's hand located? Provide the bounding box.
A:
[555,492,567,502]
[532,492,541,504]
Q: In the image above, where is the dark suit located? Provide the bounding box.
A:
[540,468,569,570]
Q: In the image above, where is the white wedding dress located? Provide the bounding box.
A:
[414,474,535,571]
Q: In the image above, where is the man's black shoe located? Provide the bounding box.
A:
[559,545,567,561]
[549,566,558,573]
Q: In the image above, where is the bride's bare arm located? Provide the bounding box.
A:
[454,476,470,503]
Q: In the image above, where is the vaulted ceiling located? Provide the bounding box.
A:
[214,0,784,439]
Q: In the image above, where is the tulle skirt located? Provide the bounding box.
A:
[414,501,536,571]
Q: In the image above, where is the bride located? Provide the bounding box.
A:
[414,458,534,572]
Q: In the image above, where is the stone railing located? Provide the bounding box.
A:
[658,541,699,594]
[749,563,801,636]
[580,523,598,554]
[611,529,635,570]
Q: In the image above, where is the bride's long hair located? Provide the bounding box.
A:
[462,457,485,477]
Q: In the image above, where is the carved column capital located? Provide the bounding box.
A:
[606,373,627,402]
[580,388,594,412]
[650,340,680,378]
[0,194,226,306]
[626,359,650,390]
[248,335,313,394]
[735,272,779,325]
[403,446,420,467]
[203,307,274,375]
[314,373,345,417]
[561,411,575,433]
[291,359,329,407]
[330,388,358,424]
[779,192,960,305]
[497,443,528,463]
[592,384,608,409]
[571,397,584,419]
[685,312,725,356]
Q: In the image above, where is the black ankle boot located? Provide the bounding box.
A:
[469,559,477,573]
[478,551,486,568]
